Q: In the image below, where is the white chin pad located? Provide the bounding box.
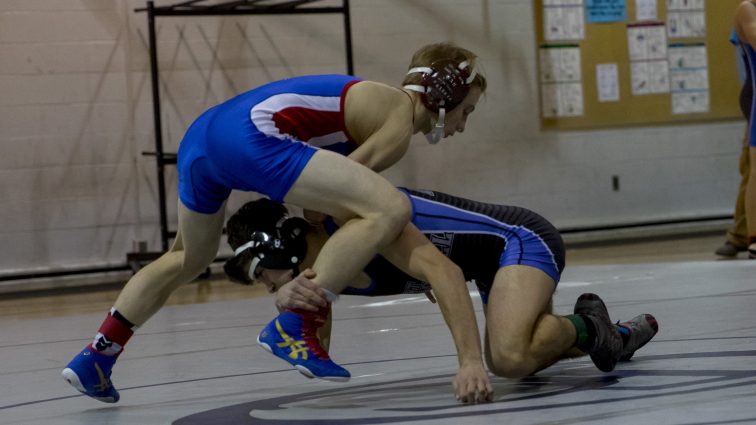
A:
[425,107,446,144]
[247,257,262,281]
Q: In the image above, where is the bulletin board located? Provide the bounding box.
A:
[534,0,742,130]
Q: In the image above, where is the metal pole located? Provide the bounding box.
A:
[342,0,354,75]
[146,1,170,251]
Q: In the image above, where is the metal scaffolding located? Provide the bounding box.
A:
[130,0,354,269]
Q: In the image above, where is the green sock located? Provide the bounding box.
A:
[566,314,590,350]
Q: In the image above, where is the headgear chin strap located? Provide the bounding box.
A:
[424,108,445,145]
[403,59,476,144]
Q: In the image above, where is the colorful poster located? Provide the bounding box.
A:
[586,0,627,23]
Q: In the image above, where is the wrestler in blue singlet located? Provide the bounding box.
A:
[337,188,566,303]
[177,75,362,213]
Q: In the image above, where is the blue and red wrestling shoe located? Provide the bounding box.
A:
[257,308,350,381]
[61,345,120,403]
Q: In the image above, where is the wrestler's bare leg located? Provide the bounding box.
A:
[114,201,227,325]
[484,265,576,378]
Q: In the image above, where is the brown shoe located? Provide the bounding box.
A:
[715,241,746,257]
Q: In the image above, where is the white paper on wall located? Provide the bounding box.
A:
[540,47,582,82]
[669,43,709,114]
[544,1,585,41]
[668,43,707,69]
[631,60,669,95]
[666,0,706,39]
[636,0,657,21]
[672,91,709,114]
[670,68,708,91]
[596,63,620,102]
[627,24,667,61]
[542,83,585,117]
[541,83,560,118]
[627,22,669,96]
[559,83,585,116]
[667,11,706,38]
[666,0,704,11]
[539,45,584,117]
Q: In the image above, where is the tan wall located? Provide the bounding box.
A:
[0,0,743,275]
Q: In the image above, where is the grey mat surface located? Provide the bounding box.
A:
[1,260,754,425]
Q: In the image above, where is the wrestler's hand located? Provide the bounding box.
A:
[275,269,328,312]
[453,362,493,404]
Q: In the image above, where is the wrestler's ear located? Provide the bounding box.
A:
[223,252,253,285]
[279,217,309,240]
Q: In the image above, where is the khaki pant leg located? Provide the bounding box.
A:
[728,131,750,246]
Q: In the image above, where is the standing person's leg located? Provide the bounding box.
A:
[258,149,411,381]
[719,129,751,256]
[62,201,226,402]
[746,146,756,258]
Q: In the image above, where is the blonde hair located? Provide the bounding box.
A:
[402,42,487,92]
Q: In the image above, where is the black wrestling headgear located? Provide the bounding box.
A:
[224,199,308,284]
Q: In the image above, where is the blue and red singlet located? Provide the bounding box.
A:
[177,74,361,213]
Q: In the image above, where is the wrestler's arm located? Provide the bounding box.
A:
[300,83,412,221]
[737,2,756,47]
[343,82,414,172]
[378,222,493,403]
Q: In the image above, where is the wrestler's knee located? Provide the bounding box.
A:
[372,190,412,240]
[181,253,215,280]
[487,346,536,378]
[159,242,218,286]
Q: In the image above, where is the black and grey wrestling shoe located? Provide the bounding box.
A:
[574,293,623,373]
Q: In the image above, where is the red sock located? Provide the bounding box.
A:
[90,308,136,357]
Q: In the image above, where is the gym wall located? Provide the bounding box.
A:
[0,0,742,276]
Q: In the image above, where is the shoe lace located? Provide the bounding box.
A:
[293,307,330,360]
[617,319,639,331]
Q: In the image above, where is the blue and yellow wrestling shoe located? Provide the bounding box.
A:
[61,345,120,403]
[257,308,350,382]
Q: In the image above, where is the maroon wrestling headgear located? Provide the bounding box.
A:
[403,59,477,144]
[403,59,477,113]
